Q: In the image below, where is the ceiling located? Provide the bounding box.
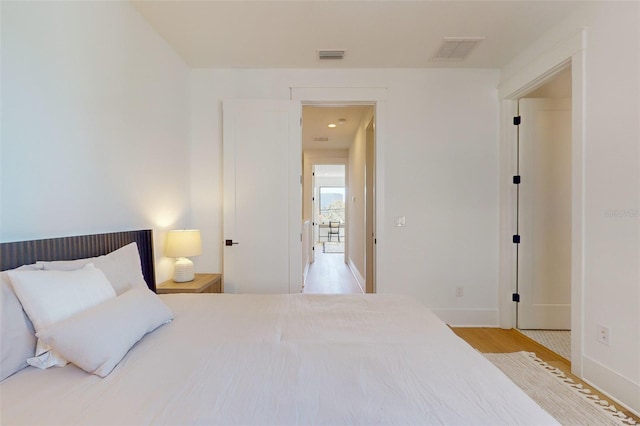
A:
[131,0,581,69]
[129,1,581,152]
[302,106,372,150]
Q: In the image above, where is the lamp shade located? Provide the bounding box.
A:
[165,230,202,258]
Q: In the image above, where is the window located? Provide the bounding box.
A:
[319,186,345,223]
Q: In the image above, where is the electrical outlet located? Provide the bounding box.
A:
[597,325,610,346]
[455,287,464,297]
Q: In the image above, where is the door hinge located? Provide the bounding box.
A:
[300,175,303,185]
[512,234,521,244]
[512,293,520,303]
[513,175,521,184]
[374,238,377,244]
[300,233,302,242]
[513,116,521,125]
[300,117,303,127]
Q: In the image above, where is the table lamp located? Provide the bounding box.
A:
[165,229,202,282]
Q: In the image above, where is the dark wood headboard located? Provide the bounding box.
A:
[0,230,156,292]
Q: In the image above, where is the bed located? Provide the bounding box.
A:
[0,230,558,425]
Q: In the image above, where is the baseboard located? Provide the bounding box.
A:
[302,261,310,288]
[347,258,365,293]
[431,309,499,327]
[582,355,640,416]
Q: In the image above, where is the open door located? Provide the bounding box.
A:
[223,100,302,294]
[365,117,376,293]
[310,166,317,264]
[517,98,571,329]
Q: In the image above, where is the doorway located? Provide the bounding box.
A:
[222,88,386,297]
[301,105,374,294]
[305,165,359,294]
[515,66,572,359]
[314,166,346,250]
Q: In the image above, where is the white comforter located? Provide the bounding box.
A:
[1,294,558,425]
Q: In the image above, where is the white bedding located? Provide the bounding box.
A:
[0,294,558,425]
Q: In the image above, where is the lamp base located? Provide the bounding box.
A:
[173,257,194,282]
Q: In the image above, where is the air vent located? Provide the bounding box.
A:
[313,137,329,142]
[432,37,484,61]
[318,49,346,60]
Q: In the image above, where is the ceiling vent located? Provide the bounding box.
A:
[318,49,346,60]
[432,37,484,61]
[313,137,329,142]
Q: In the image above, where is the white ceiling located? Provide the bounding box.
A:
[131,0,581,69]
[130,1,581,151]
[302,106,372,150]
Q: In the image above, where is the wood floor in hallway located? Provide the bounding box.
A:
[303,244,363,294]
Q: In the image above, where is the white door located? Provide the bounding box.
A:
[223,100,302,294]
[517,98,571,329]
[365,118,376,293]
[310,166,316,264]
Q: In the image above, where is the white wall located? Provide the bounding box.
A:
[500,1,640,412]
[190,68,501,325]
[0,1,191,282]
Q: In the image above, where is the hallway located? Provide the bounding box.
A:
[303,244,363,294]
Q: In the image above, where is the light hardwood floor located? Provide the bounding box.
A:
[303,243,363,294]
[452,327,640,422]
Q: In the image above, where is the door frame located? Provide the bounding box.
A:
[516,97,572,330]
[497,30,585,376]
[365,117,376,293]
[307,161,349,265]
[292,86,387,294]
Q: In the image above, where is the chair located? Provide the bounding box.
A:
[328,221,340,242]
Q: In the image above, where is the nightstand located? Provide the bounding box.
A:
[157,273,222,294]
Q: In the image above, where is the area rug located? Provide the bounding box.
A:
[323,241,344,253]
[485,351,637,425]
[519,329,571,360]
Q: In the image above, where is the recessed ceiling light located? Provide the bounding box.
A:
[328,124,337,128]
[338,118,347,124]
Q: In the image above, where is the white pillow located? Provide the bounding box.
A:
[38,288,173,377]
[8,264,117,369]
[37,242,148,295]
[0,264,41,381]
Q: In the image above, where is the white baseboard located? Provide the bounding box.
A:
[347,258,365,293]
[582,355,640,416]
[431,309,499,327]
[302,262,309,287]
